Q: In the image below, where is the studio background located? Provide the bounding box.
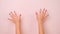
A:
[0,0,60,34]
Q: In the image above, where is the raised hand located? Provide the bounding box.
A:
[8,11,21,24]
[36,8,48,34]
[8,11,21,34]
[36,8,48,23]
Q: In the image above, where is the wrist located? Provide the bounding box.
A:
[38,20,43,24]
[15,22,20,26]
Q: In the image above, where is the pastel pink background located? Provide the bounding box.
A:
[0,0,60,34]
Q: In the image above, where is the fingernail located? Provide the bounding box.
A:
[36,12,37,15]
[46,9,47,11]
[9,13,10,15]
[14,10,15,12]
[20,14,21,16]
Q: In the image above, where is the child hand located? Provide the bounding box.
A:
[36,8,48,23]
[8,11,21,24]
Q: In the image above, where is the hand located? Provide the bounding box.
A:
[8,11,21,24]
[36,8,48,23]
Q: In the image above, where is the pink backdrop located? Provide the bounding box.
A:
[0,0,60,34]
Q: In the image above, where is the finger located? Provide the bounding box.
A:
[19,14,21,21]
[9,13,15,19]
[14,11,17,16]
[8,18,14,22]
[19,14,21,18]
[40,9,42,13]
[36,12,38,15]
[9,12,15,16]
[44,9,47,14]
[10,12,14,16]
[20,14,21,16]
[40,9,42,14]
[35,12,38,20]
[8,18,15,23]
[43,8,45,11]
[44,9,48,16]
[42,8,45,14]
[45,14,49,18]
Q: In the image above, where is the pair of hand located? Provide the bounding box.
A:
[8,8,48,24]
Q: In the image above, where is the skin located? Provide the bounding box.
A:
[8,8,48,34]
[8,11,21,34]
[36,8,48,34]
